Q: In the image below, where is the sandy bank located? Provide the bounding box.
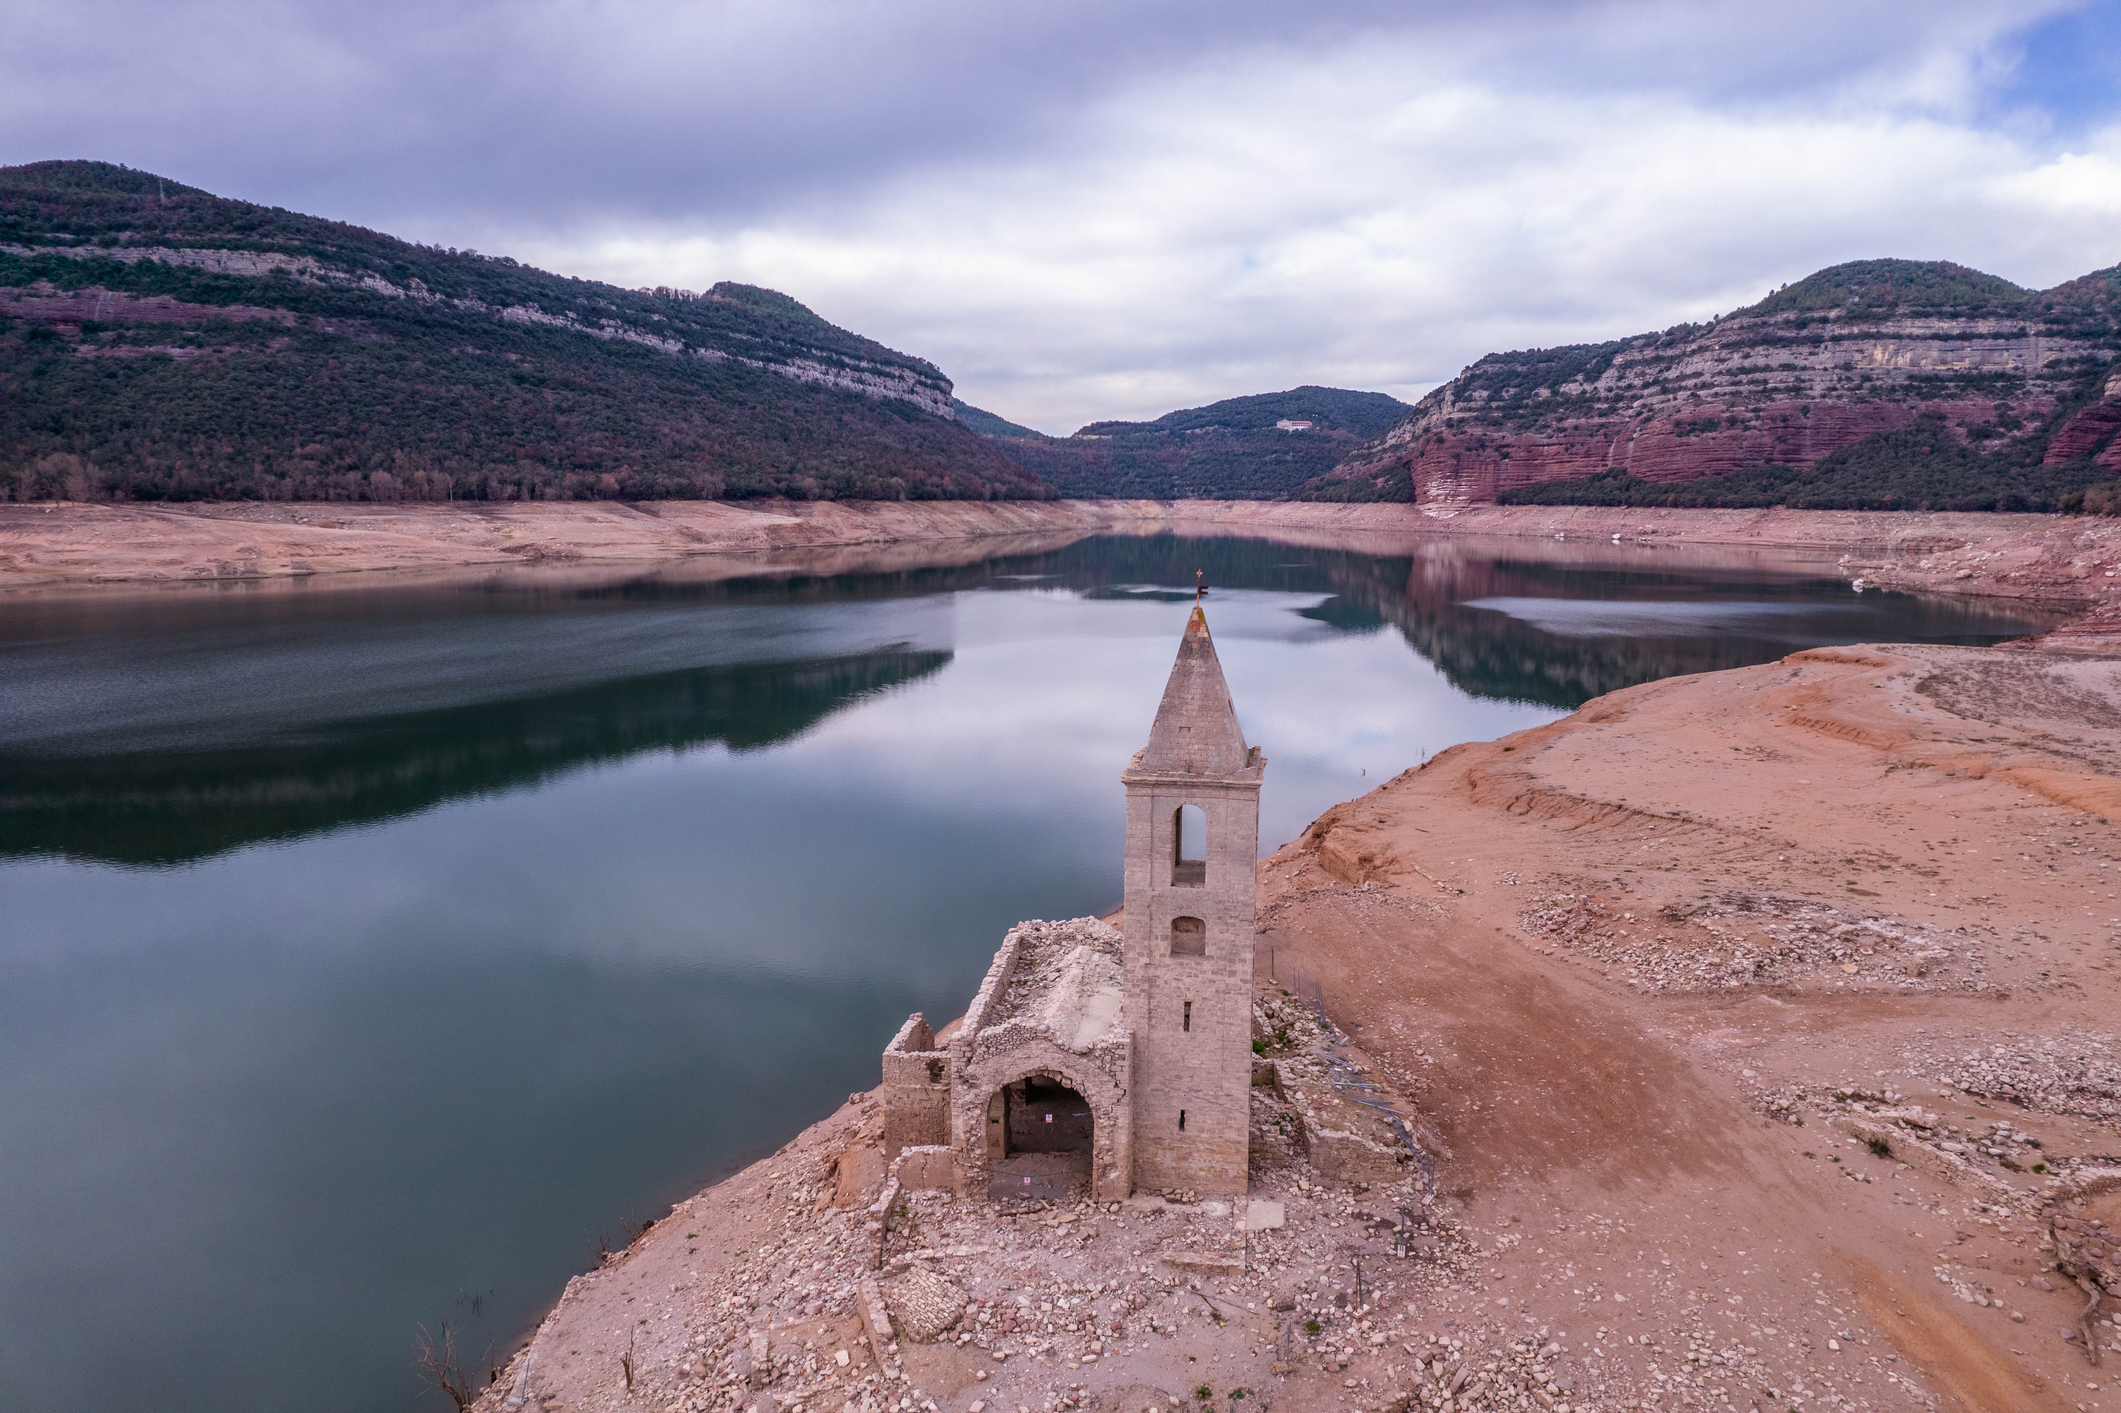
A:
[1100,501,2121,633]
[8,500,2121,638]
[0,499,1120,592]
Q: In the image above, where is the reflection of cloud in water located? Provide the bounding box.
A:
[805,588,1558,867]
[1464,595,1870,640]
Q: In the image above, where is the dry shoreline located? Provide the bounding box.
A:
[422,507,2121,1413]
[5,499,2121,638]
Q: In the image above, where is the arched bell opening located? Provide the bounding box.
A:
[1172,804,1206,886]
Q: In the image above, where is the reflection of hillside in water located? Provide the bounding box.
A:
[0,530,2055,865]
[954,532,2050,709]
[0,649,949,867]
[1322,546,2051,708]
[1305,550,1836,708]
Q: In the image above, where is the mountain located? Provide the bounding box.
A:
[0,161,1052,503]
[951,399,1038,438]
[1295,258,2121,511]
[973,386,1410,499]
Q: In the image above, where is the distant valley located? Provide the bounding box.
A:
[958,386,1409,500]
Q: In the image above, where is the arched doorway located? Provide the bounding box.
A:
[985,1072,1094,1200]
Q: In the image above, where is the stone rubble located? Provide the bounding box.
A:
[1725,1065,2121,1209]
[1517,892,1999,995]
[889,1268,970,1345]
[1901,1031,2121,1130]
[483,1008,1947,1413]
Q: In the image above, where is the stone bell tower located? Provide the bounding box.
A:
[1121,602,1263,1196]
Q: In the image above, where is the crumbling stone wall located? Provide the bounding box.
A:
[945,920,1132,1200]
[889,1144,958,1192]
[880,1013,950,1157]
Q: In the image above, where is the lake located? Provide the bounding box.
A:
[0,530,2055,1411]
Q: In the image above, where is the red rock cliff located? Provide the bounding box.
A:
[1299,259,2121,504]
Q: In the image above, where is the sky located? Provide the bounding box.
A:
[7,0,2121,432]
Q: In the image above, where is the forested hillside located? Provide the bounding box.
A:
[950,399,1037,438]
[0,161,1052,503]
[977,386,1407,499]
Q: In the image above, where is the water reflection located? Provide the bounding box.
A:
[0,531,2058,1413]
[1,650,951,865]
[1,534,2049,866]
[1279,545,2045,708]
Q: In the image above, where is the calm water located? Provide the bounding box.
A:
[0,533,2054,1411]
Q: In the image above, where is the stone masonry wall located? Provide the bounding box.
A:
[880,1013,949,1157]
[946,921,1134,1200]
[953,1031,1131,1200]
[1122,771,1260,1195]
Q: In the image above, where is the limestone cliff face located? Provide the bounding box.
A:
[1299,260,2121,504]
[0,243,958,417]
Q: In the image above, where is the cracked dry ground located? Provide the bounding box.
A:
[478,637,2121,1413]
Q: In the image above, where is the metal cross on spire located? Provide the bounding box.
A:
[1195,569,1203,604]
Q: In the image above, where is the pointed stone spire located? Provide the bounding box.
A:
[1134,605,1251,776]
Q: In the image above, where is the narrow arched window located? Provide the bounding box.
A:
[1172,804,1206,886]
[1170,916,1206,957]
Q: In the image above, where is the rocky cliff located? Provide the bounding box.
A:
[1296,259,2121,508]
[0,161,1050,504]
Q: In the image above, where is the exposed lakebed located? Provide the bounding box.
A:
[0,532,2055,1411]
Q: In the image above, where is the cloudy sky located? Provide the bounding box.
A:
[8,1,2121,431]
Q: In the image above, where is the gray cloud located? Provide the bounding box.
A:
[8,0,1452,227]
[6,0,2115,431]
[5,0,2077,229]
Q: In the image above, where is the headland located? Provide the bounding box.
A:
[448,510,2121,1413]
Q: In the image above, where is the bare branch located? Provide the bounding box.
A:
[414,1322,480,1412]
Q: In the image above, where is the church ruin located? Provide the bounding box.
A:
[880,602,1264,1200]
